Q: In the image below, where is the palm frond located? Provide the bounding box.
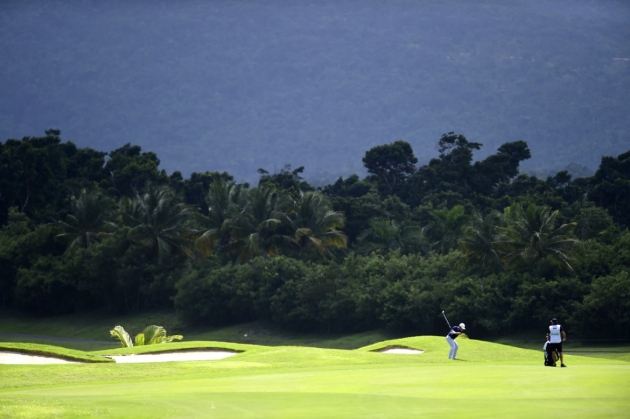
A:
[135,333,145,346]
[501,204,578,271]
[139,325,167,345]
[110,325,133,348]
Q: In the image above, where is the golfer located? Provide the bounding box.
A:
[446,323,466,359]
[546,318,567,367]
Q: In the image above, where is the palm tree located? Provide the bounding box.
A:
[501,204,578,271]
[289,191,348,258]
[55,189,115,253]
[357,217,425,254]
[458,210,505,272]
[423,205,469,254]
[119,183,196,261]
[195,180,244,256]
[224,186,295,262]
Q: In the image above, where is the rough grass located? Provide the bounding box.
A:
[0,309,395,350]
[0,309,181,343]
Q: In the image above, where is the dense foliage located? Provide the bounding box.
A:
[110,325,183,347]
[1,131,629,339]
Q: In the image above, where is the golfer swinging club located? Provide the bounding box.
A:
[443,311,465,359]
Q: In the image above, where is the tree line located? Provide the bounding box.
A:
[1,130,629,338]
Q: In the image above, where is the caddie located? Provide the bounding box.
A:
[546,318,567,367]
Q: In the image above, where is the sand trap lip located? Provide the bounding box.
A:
[106,351,238,363]
[0,351,79,364]
[377,347,424,355]
[0,350,239,364]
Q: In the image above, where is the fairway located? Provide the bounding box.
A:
[1,337,629,418]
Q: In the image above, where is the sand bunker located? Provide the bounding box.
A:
[107,351,238,363]
[0,351,79,364]
[0,350,238,364]
[378,348,424,355]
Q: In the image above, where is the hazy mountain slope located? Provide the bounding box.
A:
[1,0,629,182]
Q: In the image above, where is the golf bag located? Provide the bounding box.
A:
[543,341,559,366]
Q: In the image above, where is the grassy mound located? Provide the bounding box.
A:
[0,342,113,363]
[91,340,252,356]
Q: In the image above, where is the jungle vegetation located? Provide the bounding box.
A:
[1,130,629,340]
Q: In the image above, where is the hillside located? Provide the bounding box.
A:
[1,0,629,182]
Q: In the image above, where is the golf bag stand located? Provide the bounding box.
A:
[544,346,559,366]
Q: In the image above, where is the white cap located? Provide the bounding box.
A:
[459,323,466,330]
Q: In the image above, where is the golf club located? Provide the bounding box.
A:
[441,310,452,329]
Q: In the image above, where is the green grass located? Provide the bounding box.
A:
[1,336,629,418]
[2,312,629,418]
[0,342,113,363]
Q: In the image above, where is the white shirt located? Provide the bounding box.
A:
[549,325,562,343]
